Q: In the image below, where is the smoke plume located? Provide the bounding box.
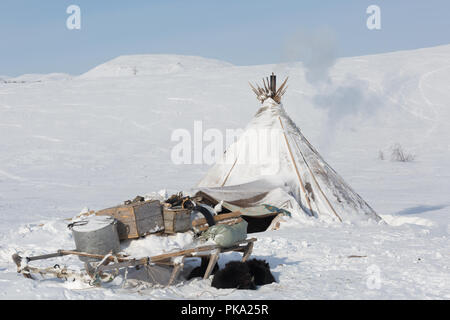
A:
[283,27,383,153]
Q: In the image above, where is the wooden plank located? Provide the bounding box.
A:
[163,208,191,234]
[278,116,314,215]
[241,241,254,262]
[37,239,255,265]
[192,211,242,227]
[96,200,164,239]
[150,238,256,262]
[194,217,243,232]
[203,249,220,280]
[134,201,164,236]
[163,223,174,234]
[96,205,138,239]
[167,259,184,286]
[59,250,131,262]
[149,245,218,262]
[58,239,257,264]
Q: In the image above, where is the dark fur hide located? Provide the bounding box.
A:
[246,259,276,285]
[211,259,275,290]
[211,261,256,290]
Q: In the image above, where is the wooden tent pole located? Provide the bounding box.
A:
[291,137,343,222]
[221,156,238,187]
[278,117,314,214]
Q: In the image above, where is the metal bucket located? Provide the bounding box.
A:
[68,215,120,262]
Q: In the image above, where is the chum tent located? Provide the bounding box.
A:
[196,74,381,226]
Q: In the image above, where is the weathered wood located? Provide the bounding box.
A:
[96,200,164,239]
[194,218,243,232]
[167,259,184,286]
[148,238,256,262]
[249,74,288,104]
[276,77,288,96]
[192,211,242,227]
[60,250,130,262]
[17,238,257,267]
[241,241,254,262]
[149,244,218,262]
[14,238,258,285]
[263,77,269,92]
[278,116,314,214]
[26,245,217,266]
[96,259,137,273]
[203,249,220,279]
[163,208,191,234]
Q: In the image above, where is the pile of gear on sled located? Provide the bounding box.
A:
[12,191,278,289]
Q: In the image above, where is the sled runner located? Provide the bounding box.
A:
[12,238,256,287]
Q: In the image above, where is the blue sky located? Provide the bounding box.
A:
[1,0,449,76]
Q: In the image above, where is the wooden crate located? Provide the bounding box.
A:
[96,200,164,240]
[163,208,191,234]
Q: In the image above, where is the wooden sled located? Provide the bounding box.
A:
[12,238,256,287]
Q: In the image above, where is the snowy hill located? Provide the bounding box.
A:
[3,73,72,83]
[79,54,233,79]
[0,47,449,299]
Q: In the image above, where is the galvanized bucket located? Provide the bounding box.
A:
[68,215,121,262]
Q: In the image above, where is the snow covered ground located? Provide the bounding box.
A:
[0,46,449,299]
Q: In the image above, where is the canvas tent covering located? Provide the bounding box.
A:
[196,75,381,225]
